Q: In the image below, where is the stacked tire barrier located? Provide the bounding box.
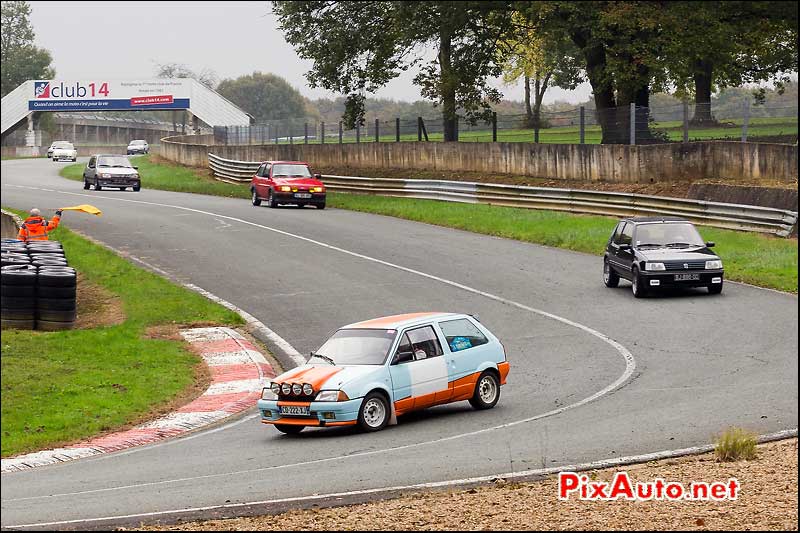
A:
[1,239,77,331]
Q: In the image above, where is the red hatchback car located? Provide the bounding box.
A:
[250,161,326,209]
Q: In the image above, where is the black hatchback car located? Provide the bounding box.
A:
[603,217,724,297]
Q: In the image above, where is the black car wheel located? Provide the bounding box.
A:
[469,370,500,410]
[267,189,279,208]
[133,185,141,192]
[94,180,102,191]
[358,391,389,432]
[274,424,304,435]
[631,266,648,298]
[83,180,90,190]
[251,189,261,206]
[317,202,326,210]
[708,282,723,295]
[603,258,620,288]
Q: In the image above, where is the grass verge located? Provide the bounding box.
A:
[1,212,243,457]
[60,156,798,293]
[715,427,758,461]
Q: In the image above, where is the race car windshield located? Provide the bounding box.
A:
[130,140,146,146]
[272,164,312,178]
[53,142,73,149]
[634,223,705,248]
[97,156,133,168]
[315,329,396,366]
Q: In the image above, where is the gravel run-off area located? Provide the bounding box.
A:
[143,438,797,531]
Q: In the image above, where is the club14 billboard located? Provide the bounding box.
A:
[29,80,191,111]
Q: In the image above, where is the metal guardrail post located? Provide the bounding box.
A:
[339,122,343,144]
[492,112,497,142]
[682,100,689,143]
[321,122,325,144]
[304,123,308,144]
[396,118,400,142]
[741,98,750,143]
[356,123,360,143]
[629,103,636,145]
[417,117,422,142]
[579,107,585,144]
[375,119,380,143]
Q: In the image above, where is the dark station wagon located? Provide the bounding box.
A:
[603,217,724,297]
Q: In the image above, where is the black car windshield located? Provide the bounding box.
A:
[314,328,397,365]
[272,164,311,178]
[97,156,133,168]
[634,223,705,248]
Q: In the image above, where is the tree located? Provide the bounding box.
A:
[665,2,798,124]
[523,1,671,144]
[499,12,583,139]
[272,1,515,141]
[216,72,308,122]
[1,1,54,97]
[154,62,218,133]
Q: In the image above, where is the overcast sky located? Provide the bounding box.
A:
[29,1,593,105]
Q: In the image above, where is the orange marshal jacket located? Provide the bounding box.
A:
[17,215,60,241]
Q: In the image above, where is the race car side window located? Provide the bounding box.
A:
[405,326,443,360]
[610,222,624,244]
[439,318,488,352]
[618,223,634,246]
[256,164,266,177]
[88,157,96,168]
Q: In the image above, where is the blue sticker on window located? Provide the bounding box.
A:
[449,336,472,352]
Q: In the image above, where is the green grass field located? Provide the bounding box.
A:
[266,115,797,145]
[1,214,243,457]
[61,156,798,293]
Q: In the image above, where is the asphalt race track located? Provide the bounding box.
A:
[1,158,797,529]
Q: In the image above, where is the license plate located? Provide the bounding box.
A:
[675,273,700,281]
[279,405,309,416]
[294,193,312,199]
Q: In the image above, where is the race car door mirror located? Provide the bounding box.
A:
[706,241,715,248]
[618,243,632,251]
[392,350,414,365]
[314,173,322,179]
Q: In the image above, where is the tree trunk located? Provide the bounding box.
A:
[691,59,715,125]
[439,25,457,142]
[584,45,621,143]
[524,76,533,128]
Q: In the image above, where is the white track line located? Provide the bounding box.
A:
[2,184,637,505]
[6,428,796,530]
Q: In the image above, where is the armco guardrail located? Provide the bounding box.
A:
[207,153,798,236]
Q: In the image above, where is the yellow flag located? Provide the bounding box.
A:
[59,204,103,217]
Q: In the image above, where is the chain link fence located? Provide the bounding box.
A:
[213,99,797,146]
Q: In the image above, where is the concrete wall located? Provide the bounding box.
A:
[688,183,798,212]
[1,209,22,239]
[159,136,798,184]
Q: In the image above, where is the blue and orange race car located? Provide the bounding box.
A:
[258,312,510,434]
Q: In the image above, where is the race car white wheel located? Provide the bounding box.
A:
[358,392,389,432]
[267,189,279,208]
[469,371,500,410]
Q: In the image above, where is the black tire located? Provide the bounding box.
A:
[1,258,30,267]
[1,284,36,297]
[357,391,390,432]
[1,267,38,285]
[251,189,262,206]
[32,260,68,268]
[36,319,75,331]
[83,179,90,189]
[1,296,35,309]
[36,270,77,288]
[37,298,77,311]
[274,424,304,435]
[708,282,723,295]
[1,307,36,320]
[95,180,102,191]
[631,266,648,298]
[296,203,306,209]
[317,202,326,210]
[468,371,501,410]
[1,318,35,330]
[37,285,76,298]
[133,185,141,192]
[267,189,279,208]
[38,308,77,322]
[603,258,620,288]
